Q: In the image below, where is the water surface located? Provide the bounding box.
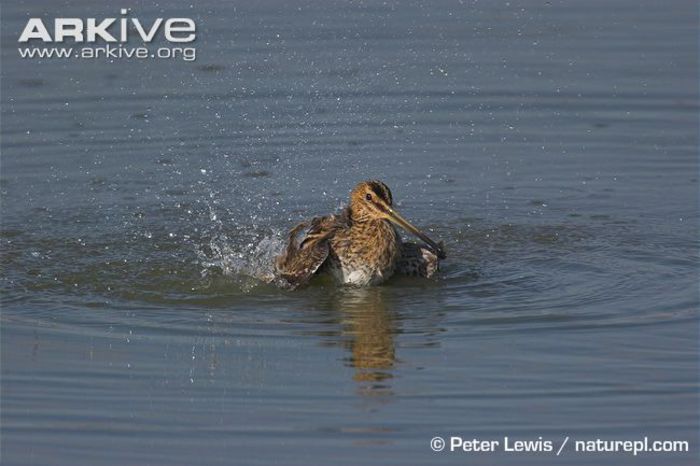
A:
[1,1,698,465]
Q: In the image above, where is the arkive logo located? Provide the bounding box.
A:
[17,9,197,61]
[19,9,196,43]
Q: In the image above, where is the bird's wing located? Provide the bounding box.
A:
[396,242,442,278]
[275,213,345,289]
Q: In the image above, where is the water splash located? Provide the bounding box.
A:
[196,229,285,293]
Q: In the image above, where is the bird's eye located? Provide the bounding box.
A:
[365,193,372,201]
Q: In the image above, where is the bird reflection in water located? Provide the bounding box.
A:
[335,287,398,398]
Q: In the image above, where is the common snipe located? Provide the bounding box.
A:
[275,180,446,288]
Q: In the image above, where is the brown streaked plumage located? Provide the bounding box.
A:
[275,180,446,289]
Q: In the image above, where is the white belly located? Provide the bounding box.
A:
[330,263,393,286]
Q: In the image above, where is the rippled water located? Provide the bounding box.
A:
[1,0,698,465]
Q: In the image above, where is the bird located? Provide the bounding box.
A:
[275,180,446,289]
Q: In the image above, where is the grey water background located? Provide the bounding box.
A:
[1,0,698,465]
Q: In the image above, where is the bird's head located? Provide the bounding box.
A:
[349,180,446,259]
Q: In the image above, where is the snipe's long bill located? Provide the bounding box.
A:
[275,180,446,289]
